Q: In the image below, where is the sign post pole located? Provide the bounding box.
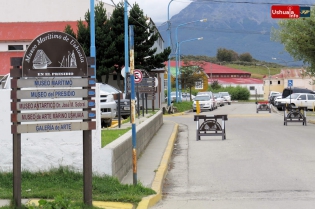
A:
[11,57,22,208]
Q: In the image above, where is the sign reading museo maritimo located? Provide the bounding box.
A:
[22,31,88,77]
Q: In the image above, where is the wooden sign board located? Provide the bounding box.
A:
[12,111,96,122]
[22,31,88,77]
[12,89,95,99]
[12,121,96,134]
[13,100,95,111]
[12,78,95,88]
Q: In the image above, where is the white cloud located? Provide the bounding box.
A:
[102,0,191,23]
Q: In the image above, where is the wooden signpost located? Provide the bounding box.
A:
[10,31,95,207]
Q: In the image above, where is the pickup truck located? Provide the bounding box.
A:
[274,93,315,111]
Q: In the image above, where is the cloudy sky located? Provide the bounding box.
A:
[102,0,191,23]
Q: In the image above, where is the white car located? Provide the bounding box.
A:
[274,93,315,110]
[219,92,231,105]
[192,94,215,112]
[197,91,217,109]
[99,84,118,128]
[181,92,195,101]
[213,93,225,107]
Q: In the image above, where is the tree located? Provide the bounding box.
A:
[128,3,171,71]
[239,52,253,62]
[64,2,170,85]
[180,60,206,100]
[210,80,221,90]
[64,1,116,82]
[216,48,238,62]
[271,8,315,77]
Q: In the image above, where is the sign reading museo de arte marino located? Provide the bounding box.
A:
[22,31,88,77]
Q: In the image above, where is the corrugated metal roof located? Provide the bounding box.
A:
[0,21,79,75]
[0,22,78,41]
[269,68,305,79]
[210,78,263,84]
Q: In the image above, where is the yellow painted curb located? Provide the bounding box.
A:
[136,123,179,209]
[93,201,134,209]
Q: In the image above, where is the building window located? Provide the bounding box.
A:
[164,79,167,90]
[195,80,203,89]
[8,45,23,50]
[270,81,272,85]
[278,80,280,84]
[249,86,255,90]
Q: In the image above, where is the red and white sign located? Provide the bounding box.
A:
[134,69,143,83]
[271,5,300,19]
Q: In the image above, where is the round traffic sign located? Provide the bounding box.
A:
[134,69,143,83]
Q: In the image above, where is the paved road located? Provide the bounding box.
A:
[153,103,315,209]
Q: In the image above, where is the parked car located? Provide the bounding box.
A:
[268,91,281,100]
[99,83,118,128]
[281,87,315,99]
[197,91,217,109]
[181,92,195,101]
[219,92,231,105]
[192,94,215,112]
[274,93,315,110]
[269,93,282,105]
[214,93,225,107]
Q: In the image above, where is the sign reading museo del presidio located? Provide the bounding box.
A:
[22,31,88,77]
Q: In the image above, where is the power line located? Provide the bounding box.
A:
[189,0,313,6]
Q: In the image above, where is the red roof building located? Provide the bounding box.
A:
[167,60,263,85]
[0,22,78,76]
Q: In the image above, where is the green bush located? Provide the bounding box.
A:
[209,85,250,100]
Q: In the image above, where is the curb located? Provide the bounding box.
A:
[136,122,179,209]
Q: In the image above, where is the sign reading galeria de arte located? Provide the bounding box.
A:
[22,31,88,77]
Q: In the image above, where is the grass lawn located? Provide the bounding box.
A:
[101,127,131,147]
[0,167,156,208]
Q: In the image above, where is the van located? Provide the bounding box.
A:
[282,87,315,98]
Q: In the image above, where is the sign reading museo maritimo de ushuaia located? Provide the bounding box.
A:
[22,31,88,77]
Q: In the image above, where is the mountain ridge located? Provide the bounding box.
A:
[158,0,314,64]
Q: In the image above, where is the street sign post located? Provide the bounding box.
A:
[10,31,95,207]
[288,79,293,87]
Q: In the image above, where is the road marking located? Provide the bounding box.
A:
[164,113,272,118]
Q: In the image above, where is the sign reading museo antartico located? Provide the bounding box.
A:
[22,31,88,77]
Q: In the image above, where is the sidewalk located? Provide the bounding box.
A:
[0,114,179,209]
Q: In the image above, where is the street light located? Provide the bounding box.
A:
[175,19,207,102]
[256,64,271,98]
[178,37,203,101]
[167,0,174,106]
[272,57,288,67]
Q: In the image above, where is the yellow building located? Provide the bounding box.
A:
[263,68,315,100]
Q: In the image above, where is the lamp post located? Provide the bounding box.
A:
[175,19,207,102]
[256,64,271,99]
[167,0,174,106]
[272,57,288,67]
[178,37,203,101]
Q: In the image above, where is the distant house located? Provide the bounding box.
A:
[263,68,315,100]
[166,61,263,98]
